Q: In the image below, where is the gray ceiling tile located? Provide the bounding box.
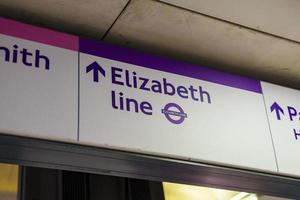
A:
[0,0,129,38]
[160,0,300,43]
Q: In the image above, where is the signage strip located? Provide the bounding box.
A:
[3,17,300,177]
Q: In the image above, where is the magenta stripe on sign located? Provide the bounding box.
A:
[0,17,78,51]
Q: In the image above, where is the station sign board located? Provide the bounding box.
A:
[2,17,300,177]
[79,38,277,172]
[262,82,300,176]
[0,17,78,141]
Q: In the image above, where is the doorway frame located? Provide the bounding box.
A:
[0,133,299,199]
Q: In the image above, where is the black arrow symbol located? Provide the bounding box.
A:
[86,61,105,82]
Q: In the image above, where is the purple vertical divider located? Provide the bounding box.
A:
[79,38,262,93]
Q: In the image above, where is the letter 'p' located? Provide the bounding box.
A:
[287,106,297,121]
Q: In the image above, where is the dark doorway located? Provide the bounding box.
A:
[19,166,165,200]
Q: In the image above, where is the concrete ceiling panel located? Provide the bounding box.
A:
[160,0,300,42]
[0,0,128,38]
[105,0,300,89]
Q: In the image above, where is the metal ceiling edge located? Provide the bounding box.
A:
[0,134,300,199]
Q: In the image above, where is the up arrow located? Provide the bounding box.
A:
[86,61,106,82]
[270,102,284,120]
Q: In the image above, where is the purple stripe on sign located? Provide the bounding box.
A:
[80,38,262,93]
[0,17,78,51]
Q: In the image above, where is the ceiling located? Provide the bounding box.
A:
[161,0,300,43]
[0,0,299,89]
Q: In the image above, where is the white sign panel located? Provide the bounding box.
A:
[79,38,277,172]
[6,17,300,176]
[0,18,78,141]
[262,82,300,176]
